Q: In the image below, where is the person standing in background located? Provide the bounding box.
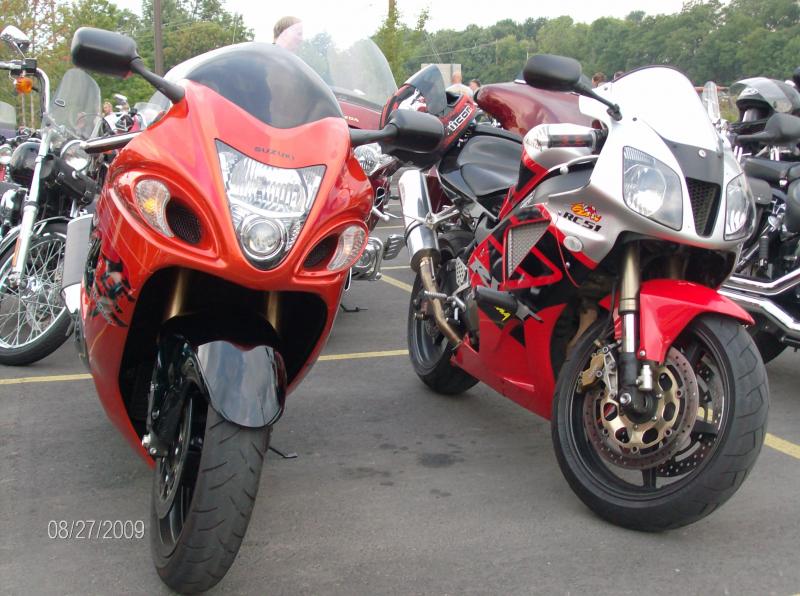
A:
[469,79,481,94]
[592,72,607,88]
[274,16,302,50]
[446,71,473,97]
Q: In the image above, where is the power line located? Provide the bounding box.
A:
[409,40,500,61]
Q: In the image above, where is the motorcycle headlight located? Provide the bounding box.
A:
[216,140,325,266]
[724,174,755,240]
[0,144,12,166]
[354,142,392,177]
[60,140,90,172]
[622,147,683,230]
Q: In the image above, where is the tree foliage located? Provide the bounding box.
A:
[374,0,800,86]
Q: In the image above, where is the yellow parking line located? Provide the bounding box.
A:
[0,350,411,386]
[0,373,92,385]
[319,349,408,361]
[765,433,800,460]
[377,225,405,230]
[381,265,410,270]
[381,273,413,293]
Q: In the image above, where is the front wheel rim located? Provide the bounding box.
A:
[564,323,731,499]
[0,233,67,350]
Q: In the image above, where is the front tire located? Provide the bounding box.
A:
[150,390,270,594]
[552,315,768,531]
[0,222,71,365]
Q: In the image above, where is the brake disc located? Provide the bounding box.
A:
[583,346,700,470]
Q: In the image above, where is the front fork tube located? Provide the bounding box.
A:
[10,130,50,284]
[617,242,648,413]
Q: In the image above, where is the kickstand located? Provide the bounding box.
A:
[339,303,367,313]
[268,445,298,459]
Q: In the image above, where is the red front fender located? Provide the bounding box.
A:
[602,279,754,364]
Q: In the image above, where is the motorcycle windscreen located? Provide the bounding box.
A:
[599,66,720,151]
[0,101,16,129]
[402,64,448,117]
[165,42,343,129]
[278,22,398,111]
[730,77,800,114]
[48,68,102,140]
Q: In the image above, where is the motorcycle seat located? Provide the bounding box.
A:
[743,157,800,183]
[439,135,521,211]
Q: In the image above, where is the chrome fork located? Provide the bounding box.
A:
[9,129,51,287]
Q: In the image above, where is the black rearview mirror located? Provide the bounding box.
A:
[385,110,444,153]
[523,54,583,92]
[71,27,139,78]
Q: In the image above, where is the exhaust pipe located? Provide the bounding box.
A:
[398,169,438,272]
[419,255,462,347]
[724,267,800,297]
[720,288,800,339]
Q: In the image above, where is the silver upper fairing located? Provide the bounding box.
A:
[538,66,748,266]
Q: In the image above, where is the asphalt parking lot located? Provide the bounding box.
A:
[1,221,800,595]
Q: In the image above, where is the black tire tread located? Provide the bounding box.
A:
[152,408,270,593]
[407,272,478,396]
[552,315,769,531]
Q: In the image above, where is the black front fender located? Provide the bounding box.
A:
[149,336,286,452]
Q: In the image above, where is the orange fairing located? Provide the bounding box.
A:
[82,81,372,459]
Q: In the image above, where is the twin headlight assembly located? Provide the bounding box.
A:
[214,140,365,271]
[622,146,754,240]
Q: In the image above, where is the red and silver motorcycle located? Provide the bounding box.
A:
[389,57,768,530]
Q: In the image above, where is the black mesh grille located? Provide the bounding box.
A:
[166,202,202,244]
[304,236,337,269]
[686,178,720,237]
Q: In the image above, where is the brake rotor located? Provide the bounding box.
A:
[583,346,700,470]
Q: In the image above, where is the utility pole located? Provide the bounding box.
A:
[154,0,164,75]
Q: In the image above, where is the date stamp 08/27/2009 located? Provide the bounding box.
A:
[47,520,145,540]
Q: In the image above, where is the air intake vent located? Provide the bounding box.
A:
[166,202,202,244]
[686,178,720,237]
[304,236,337,269]
[507,221,548,276]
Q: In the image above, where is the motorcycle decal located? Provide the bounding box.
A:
[570,202,602,222]
[88,251,135,327]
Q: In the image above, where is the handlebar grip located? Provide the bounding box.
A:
[81,131,140,154]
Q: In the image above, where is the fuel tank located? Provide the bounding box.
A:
[475,81,592,136]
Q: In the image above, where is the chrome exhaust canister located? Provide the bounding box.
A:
[398,169,439,272]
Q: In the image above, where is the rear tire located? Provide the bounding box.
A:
[407,272,477,395]
[749,325,786,364]
[552,315,768,531]
[151,388,269,593]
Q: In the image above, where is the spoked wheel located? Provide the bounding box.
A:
[150,342,270,594]
[552,315,768,531]
[408,267,477,395]
[0,222,71,365]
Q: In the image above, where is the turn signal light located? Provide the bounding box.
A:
[134,179,173,238]
[327,225,367,272]
[14,77,33,94]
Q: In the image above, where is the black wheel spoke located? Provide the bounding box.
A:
[642,468,657,489]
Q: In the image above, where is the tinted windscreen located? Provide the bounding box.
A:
[168,42,343,129]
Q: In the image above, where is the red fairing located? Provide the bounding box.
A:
[601,279,754,364]
[476,82,592,137]
[339,100,381,130]
[452,304,566,419]
[82,82,372,462]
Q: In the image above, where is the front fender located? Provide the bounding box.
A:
[602,279,754,364]
[150,336,286,454]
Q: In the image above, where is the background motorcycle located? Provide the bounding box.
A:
[0,26,101,365]
[704,79,800,362]
[278,22,404,283]
[63,27,441,593]
[386,57,767,530]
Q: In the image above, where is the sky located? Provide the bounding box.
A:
[110,0,690,41]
